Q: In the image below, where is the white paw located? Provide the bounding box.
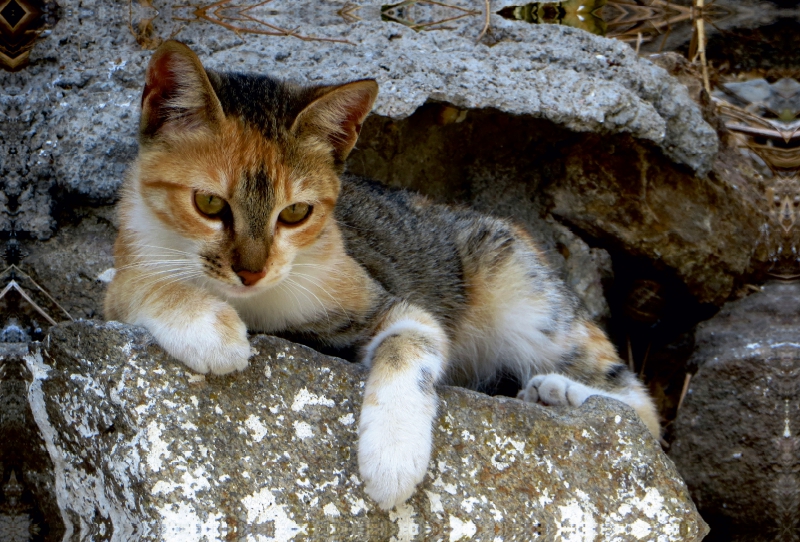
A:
[358,389,436,510]
[518,374,594,407]
[144,307,252,375]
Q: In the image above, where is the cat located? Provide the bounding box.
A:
[104,40,660,511]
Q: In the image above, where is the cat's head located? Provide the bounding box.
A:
[129,41,377,297]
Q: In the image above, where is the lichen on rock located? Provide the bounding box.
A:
[28,320,707,540]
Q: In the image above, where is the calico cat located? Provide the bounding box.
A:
[105,40,660,511]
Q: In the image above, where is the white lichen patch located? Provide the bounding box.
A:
[323,502,340,517]
[557,500,598,542]
[337,413,355,426]
[460,497,481,514]
[630,518,652,539]
[96,268,117,283]
[389,503,418,542]
[146,421,171,472]
[291,388,335,411]
[158,501,224,542]
[245,415,269,443]
[293,421,314,440]
[241,487,306,541]
[425,490,444,514]
[448,515,477,541]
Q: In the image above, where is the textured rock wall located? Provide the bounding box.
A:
[670,282,800,540]
[28,320,707,541]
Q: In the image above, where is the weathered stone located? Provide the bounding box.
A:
[22,207,117,320]
[670,281,800,540]
[28,320,707,541]
[544,138,763,305]
[16,0,715,211]
[0,343,64,541]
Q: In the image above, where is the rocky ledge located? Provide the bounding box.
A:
[27,320,707,541]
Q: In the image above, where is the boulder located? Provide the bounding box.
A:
[0,343,64,541]
[28,320,708,541]
[670,281,800,540]
[15,0,715,214]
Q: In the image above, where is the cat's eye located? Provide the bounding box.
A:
[279,203,311,225]
[194,192,226,217]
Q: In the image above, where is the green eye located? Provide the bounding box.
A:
[194,192,226,217]
[279,203,311,225]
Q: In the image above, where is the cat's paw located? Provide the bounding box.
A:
[147,306,252,375]
[358,393,435,510]
[518,374,594,407]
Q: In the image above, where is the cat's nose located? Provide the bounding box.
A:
[236,269,266,286]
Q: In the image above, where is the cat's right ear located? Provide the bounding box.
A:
[140,40,224,141]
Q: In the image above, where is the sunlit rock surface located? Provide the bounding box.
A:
[28,320,707,541]
[21,0,716,209]
[671,281,800,540]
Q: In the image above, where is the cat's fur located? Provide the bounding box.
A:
[105,41,660,510]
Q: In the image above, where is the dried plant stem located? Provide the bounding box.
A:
[627,336,634,372]
[694,0,711,94]
[476,0,490,43]
[677,373,692,411]
[638,343,651,378]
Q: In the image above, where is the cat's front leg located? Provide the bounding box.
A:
[105,270,251,375]
[358,302,448,510]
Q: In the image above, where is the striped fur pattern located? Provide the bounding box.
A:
[105,41,659,511]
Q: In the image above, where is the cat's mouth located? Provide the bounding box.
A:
[213,269,289,298]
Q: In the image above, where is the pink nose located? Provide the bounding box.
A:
[236,269,266,286]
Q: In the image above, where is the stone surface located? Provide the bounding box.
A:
[5,0,717,238]
[0,343,64,541]
[545,138,764,306]
[670,281,800,540]
[28,320,707,541]
[22,207,117,320]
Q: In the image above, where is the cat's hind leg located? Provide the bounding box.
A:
[450,218,659,438]
[518,321,660,437]
[357,301,448,510]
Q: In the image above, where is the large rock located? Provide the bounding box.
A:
[670,281,800,540]
[17,0,715,209]
[28,320,707,541]
[0,343,64,541]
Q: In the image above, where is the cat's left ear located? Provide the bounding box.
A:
[291,80,378,164]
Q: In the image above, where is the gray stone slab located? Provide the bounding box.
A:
[27,320,707,541]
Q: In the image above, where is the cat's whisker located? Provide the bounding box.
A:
[127,269,195,283]
[131,244,197,256]
[144,272,206,297]
[114,260,194,272]
[284,278,332,326]
[277,282,304,315]
[289,271,352,324]
[127,266,203,286]
[291,263,355,278]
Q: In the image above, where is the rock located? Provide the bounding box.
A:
[22,207,117,320]
[670,281,800,540]
[13,0,715,214]
[544,137,763,305]
[28,320,707,541]
[0,343,64,540]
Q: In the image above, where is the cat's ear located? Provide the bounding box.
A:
[291,80,378,164]
[140,40,224,140]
